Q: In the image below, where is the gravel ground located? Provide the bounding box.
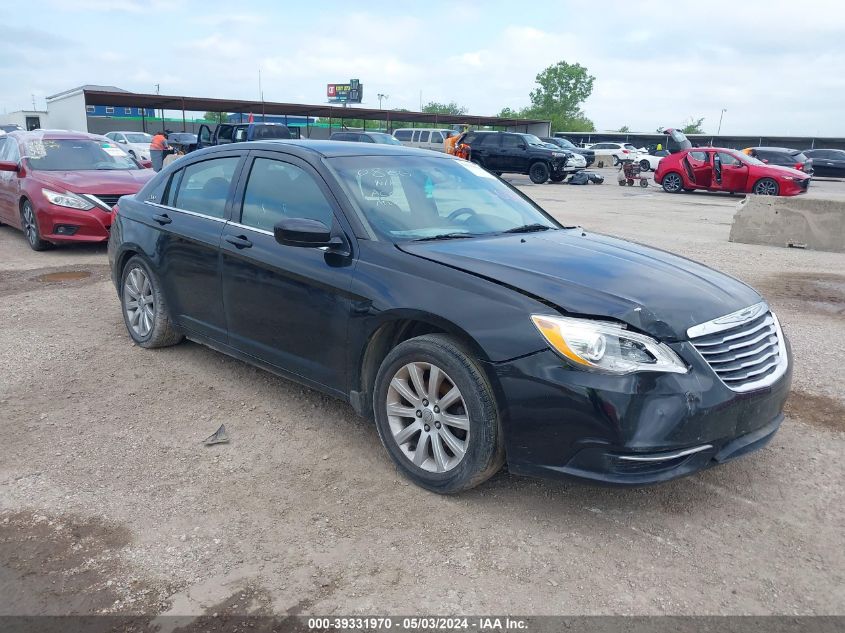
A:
[1,170,843,620]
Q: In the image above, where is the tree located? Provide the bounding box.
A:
[617,125,631,133]
[681,116,705,134]
[422,101,468,116]
[203,111,229,124]
[529,61,594,119]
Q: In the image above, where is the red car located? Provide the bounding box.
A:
[0,130,154,250]
[655,147,811,196]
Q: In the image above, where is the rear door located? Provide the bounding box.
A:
[684,150,712,187]
[148,152,245,341]
[470,134,501,168]
[219,151,356,393]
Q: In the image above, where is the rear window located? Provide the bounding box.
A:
[393,130,412,141]
[253,125,291,140]
[419,131,430,142]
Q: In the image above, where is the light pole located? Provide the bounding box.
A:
[377,93,389,109]
[717,108,727,135]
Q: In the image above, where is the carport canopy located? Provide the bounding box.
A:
[82,88,550,130]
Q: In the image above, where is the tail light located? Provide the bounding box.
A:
[622,149,629,154]
[795,163,803,170]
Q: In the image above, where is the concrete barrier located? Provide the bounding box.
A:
[729,195,845,253]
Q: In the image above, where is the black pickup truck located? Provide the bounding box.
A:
[461,131,575,183]
[196,122,296,149]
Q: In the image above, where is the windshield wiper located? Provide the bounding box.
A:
[412,232,477,242]
[502,224,554,234]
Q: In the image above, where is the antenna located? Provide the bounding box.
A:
[31,94,36,110]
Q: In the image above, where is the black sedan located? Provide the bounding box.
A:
[108,142,792,493]
[803,148,845,178]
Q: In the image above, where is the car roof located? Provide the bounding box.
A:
[749,147,800,153]
[8,130,102,141]
[199,139,454,159]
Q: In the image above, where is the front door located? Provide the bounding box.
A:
[0,137,21,223]
[684,150,712,188]
[712,151,748,192]
[500,134,528,172]
[220,152,356,394]
[150,153,244,341]
[197,124,212,149]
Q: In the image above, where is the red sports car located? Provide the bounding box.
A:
[655,147,810,196]
[0,130,154,250]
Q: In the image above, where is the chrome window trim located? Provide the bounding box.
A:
[145,201,226,223]
[228,221,273,237]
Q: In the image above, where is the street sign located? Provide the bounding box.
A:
[327,79,363,104]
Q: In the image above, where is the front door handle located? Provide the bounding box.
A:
[152,213,172,225]
[224,234,253,249]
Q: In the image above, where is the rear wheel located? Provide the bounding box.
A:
[639,159,651,172]
[21,199,51,251]
[120,256,184,348]
[753,178,779,196]
[661,172,684,193]
[373,334,505,494]
[528,161,550,184]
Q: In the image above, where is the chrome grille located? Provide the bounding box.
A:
[688,303,787,393]
[81,194,122,209]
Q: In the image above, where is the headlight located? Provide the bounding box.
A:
[551,152,568,158]
[530,314,688,375]
[42,188,94,210]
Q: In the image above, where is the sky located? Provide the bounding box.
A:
[2,0,844,136]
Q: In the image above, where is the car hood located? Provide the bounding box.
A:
[32,169,154,194]
[399,230,762,341]
[764,164,808,178]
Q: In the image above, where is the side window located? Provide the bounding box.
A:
[217,125,234,143]
[717,152,740,166]
[105,133,115,141]
[412,131,420,142]
[478,134,500,147]
[233,127,248,142]
[430,132,443,143]
[199,126,212,145]
[393,130,412,141]
[419,131,430,143]
[502,135,524,149]
[462,133,477,145]
[240,158,335,232]
[689,151,709,162]
[171,157,240,218]
[0,139,21,163]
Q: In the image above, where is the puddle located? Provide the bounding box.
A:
[784,390,845,432]
[35,270,92,282]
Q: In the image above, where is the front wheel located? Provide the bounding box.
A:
[528,161,550,184]
[661,172,684,193]
[120,256,184,348]
[373,334,505,494]
[639,159,651,172]
[21,200,51,251]
[753,178,779,196]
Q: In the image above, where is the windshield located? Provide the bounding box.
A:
[125,133,152,144]
[329,155,560,242]
[371,134,402,145]
[24,139,140,171]
[522,134,545,147]
[555,138,576,149]
[739,152,766,166]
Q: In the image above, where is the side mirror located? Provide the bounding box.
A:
[762,159,769,164]
[118,139,127,144]
[0,161,19,173]
[274,218,340,248]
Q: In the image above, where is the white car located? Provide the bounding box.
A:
[104,131,152,161]
[636,153,666,172]
[587,142,642,166]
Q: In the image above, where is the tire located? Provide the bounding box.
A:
[528,161,550,184]
[549,174,566,183]
[639,159,651,172]
[661,172,684,193]
[753,178,779,196]
[120,255,183,348]
[20,199,51,251]
[617,180,626,186]
[640,179,649,188]
[373,334,505,494]
[613,156,621,167]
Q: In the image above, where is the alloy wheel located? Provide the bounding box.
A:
[663,173,682,192]
[386,361,470,473]
[123,267,155,338]
[22,202,37,246]
[754,179,778,196]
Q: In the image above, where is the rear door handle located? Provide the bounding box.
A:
[224,234,253,249]
[152,213,172,225]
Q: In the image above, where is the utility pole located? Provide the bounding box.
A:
[717,108,727,135]
[31,94,36,110]
[377,93,389,109]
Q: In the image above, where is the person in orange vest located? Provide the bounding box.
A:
[150,130,171,172]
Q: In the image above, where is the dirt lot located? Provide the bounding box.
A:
[1,169,843,621]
